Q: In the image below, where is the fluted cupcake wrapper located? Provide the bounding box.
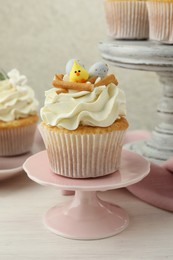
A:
[147,1,173,44]
[39,124,126,178]
[104,0,149,39]
[0,123,37,156]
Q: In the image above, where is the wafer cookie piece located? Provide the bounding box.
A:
[94,74,118,87]
[52,79,94,92]
[56,88,68,94]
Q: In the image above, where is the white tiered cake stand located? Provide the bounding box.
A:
[23,150,149,240]
[99,40,173,212]
[99,40,173,164]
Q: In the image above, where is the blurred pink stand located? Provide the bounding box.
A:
[23,150,149,240]
[125,130,173,212]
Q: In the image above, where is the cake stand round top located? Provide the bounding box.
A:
[23,150,150,192]
[99,40,173,72]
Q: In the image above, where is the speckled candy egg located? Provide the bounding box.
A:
[89,62,109,79]
[65,59,85,75]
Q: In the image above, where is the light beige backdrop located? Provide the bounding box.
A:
[0,0,161,131]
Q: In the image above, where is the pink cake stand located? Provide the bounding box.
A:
[23,149,150,240]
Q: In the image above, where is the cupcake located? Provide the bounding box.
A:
[104,0,149,39]
[0,69,39,156]
[147,0,173,44]
[39,60,128,179]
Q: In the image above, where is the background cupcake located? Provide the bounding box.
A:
[147,0,173,44]
[104,0,149,39]
[39,60,128,179]
[0,69,39,156]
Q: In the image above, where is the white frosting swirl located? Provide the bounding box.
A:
[0,71,38,122]
[7,69,28,87]
[41,83,126,130]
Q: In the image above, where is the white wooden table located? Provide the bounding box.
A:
[0,172,173,260]
[99,40,173,164]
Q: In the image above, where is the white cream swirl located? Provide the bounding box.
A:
[0,79,38,122]
[41,83,126,130]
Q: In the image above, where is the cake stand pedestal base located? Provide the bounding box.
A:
[44,191,128,240]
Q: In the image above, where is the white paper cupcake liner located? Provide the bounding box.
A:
[0,123,37,156]
[39,124,126,178]
[104,0,149,39]
[147,1,173,44]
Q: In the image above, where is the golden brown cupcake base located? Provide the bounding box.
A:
[0,114,39,156]
[0,114,39,130]
[104,0,149,40]
[39,118,128,178]
[41,117,128,135]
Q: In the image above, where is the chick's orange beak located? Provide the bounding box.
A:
[76,72,80,76]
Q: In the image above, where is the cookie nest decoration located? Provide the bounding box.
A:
[52,60,118,94]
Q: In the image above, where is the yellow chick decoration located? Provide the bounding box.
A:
[69,60,89,83]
